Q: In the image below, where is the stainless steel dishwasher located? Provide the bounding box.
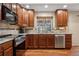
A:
[55,34,65,48]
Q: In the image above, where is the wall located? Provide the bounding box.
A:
[0,22,19,35]
[35,11,79,46]
[68,12,79,46]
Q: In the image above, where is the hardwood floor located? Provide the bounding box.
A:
[16,46,79,56]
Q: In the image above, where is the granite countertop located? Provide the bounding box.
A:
[0,30,72,44]
[0,35,17,44]
[25,30,72,34]
[0,33,27,45]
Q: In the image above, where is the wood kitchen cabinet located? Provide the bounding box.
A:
[33,34,39,48]
[25,34,72,49]
[17,4,28,27]
[25,34,34,49]
[0,45,3,56]
[65,34,72,49]
[26,34,38,49]
[38,34,47,48]
[28,9,35,27]
[25,34,55,49]
[22,8,28,27]
[17,4,24,26]
[47,34,55,48]
[55,9,68,27]
[7,4,35,27]
[1,40,13,56]
[4,47,13,56]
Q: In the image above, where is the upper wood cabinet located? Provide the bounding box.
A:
[28,9,35,27]
[22,8,28,27]
[16,4,28,27]
[55,9,68,27]
[16,4,23,26]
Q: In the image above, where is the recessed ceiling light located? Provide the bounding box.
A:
[26,5,30,8]
[44,5,48,8]
[63,5,67,8]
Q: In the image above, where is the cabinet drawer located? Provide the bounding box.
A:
[4,47,13,56]
[65,34,72,38]
[2,40,12,50]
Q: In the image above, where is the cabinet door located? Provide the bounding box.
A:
[28,9,35,27]
[33,34,38,48]
[63,11,68,26]
[65,34,72,49]
[56,9,68,27]
[17,4,28,27]
[2,40,12,50]
[47,34,55,48]
[38,34,47,48]
[17,5,23,26]
[4,47,13,56]
[22,9,28,27]
[0,52,3,56]
[56,10,63,27]
[25,34,34,49]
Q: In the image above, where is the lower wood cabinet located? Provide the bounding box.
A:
[33,34,39,48]
[4,47,13,56]
[0,52,3,56]
[38,34,47,48]
[26,34,55,49]
[0,40,13,56]
[25,34,72,49]
[47,34,55,48]
[2,40,12,50]
[0,45,3,56]
[26,34,34,49]
[65,34,72,49]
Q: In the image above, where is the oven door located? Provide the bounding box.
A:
[15,35,25,47]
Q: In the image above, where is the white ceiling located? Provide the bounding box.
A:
[21,3,79,12]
